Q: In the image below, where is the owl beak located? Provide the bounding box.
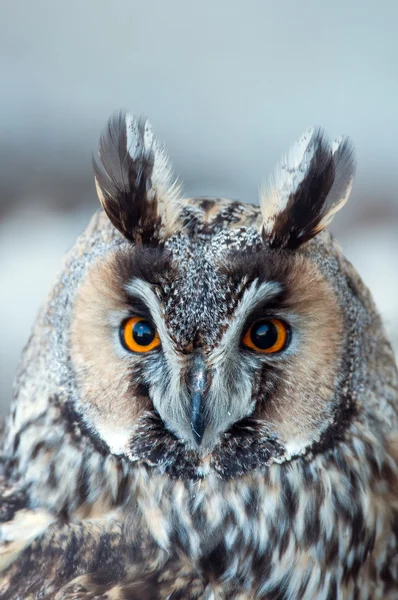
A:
[189,354,207,446]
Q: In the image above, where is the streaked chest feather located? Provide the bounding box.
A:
[6,412,398,599]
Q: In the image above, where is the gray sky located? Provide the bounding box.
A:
[1,0,398,216]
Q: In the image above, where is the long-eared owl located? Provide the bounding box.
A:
[1,113,398,599]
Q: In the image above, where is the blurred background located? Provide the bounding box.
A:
[1,0,398,413]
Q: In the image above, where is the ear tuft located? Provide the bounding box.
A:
[93,111,181,243]
[260,128,356,249]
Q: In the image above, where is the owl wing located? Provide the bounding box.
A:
[0,476,56,582]
[0,514,136,599]
[0,506,207,600]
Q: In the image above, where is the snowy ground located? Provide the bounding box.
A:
[1,205,397,415]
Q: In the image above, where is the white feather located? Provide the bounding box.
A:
[125,113,182,237]
[260,128,317,235]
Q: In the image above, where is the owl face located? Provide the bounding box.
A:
[70,113,356,478]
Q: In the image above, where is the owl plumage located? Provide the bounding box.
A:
[1,112,398,599]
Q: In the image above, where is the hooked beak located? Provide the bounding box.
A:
[189,354,207,446]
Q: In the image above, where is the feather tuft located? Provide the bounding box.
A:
[260,128,356,248]
[93,111,182,243]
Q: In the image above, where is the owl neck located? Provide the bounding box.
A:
[4,392,397,528]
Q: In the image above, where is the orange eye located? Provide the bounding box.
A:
[120,317,160,353]
[242,318,289,354]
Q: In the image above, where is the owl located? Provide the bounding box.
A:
[0,112,398,600]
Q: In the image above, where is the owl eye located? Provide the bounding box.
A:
[120,317,160,353]
[242,318,289,354]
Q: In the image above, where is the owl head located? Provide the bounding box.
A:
[51,111,375,479]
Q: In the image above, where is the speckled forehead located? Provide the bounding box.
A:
[160,227,264,348]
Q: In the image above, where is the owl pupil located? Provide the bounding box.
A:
[133,320,155,346]
[250,320,278,349]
